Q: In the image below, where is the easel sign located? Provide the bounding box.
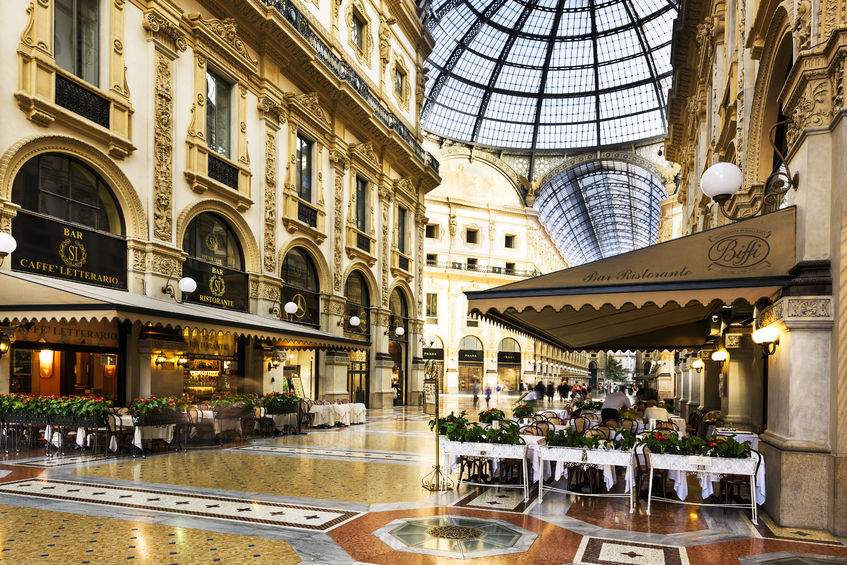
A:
[290,377,305,399]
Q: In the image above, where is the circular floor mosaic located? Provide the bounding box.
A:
[373,515,537,559]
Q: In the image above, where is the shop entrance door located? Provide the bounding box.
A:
[458,365,482,392]
[348,350,369,405]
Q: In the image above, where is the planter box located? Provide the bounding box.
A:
[1,413,37,424]
[264,405,298,414]
[648,452,757,475]
[214,405,253,419]
[441,438,527,460]
[538,445,633,467]
[132,413,187,426]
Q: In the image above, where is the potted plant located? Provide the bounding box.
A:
[540,427,634,467]
[640,432,757,475]
[128,396,188,426]
[210,393,256,419]
[262,391,300,414]
[441,421,527,459]
[512,402,535,423]
[478,408,505,425]
[429,411,471,438]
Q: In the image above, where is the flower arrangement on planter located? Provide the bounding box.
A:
[128,396,189,424]
[545,427,637,451]
[430,412,524,445]
[478,408,505,423]
[262,392,300,413]
[572,400,603,411]
[209,393,256,410]
[0,394,112,425]
[512,403,535,420]
[639,431,751,458]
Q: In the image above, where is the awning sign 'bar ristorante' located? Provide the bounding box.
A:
[465,207,796,350]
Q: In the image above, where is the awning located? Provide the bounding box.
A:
[466,207,796,350]
[0,270,364,350]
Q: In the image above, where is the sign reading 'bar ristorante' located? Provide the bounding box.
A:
[182,257,248,312]
[12,211,127,290]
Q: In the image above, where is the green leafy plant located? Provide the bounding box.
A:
[262,391,300,408]
[483,421,525,445]
[478,408,505,423]
[512,403,535,419]
[209,393,256,410]
[703,435,751,458]
[128,396,188,418]
[613,428,637,450]
[573,400,603,411]
[429,411,470,438]
[637,432,751,458]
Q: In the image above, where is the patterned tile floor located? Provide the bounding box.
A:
[0,401,844,564]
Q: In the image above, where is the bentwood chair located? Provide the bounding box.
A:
[656,421,679,433]
[570,416,590,433]
[719,448,761,504]
[519,424,544,436]
[593,425,616,440]
[637,443,668,501]
[620,418,638,433]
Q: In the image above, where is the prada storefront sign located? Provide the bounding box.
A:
[497,351,521,364]
[182,258,248,311]
[459,350,483,362]
[12,211,127,290]
[422,348,444,360]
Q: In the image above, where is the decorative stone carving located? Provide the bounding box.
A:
[696,20,713,46]
[330,150,348,292]
[725,333,745,348]
[259,97,286,123]
[346,0,373,68]
[152,255,179,276]
[132,250,147,271]
[250,280,259,298]
[143,12,187,52]
[415,65,428,116]
[448,213,457,237]
[351,141,379,167]
[786,298,831,318]
[378,17,395,67]
[794,0,812,51]
[264,129,277,273]
[381,191,390,307]
[786,80,830,148]
[153,50,174,242]
[196,16,258,67]
[292,92,329,126]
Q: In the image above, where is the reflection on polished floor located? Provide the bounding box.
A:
[0,402,846,564]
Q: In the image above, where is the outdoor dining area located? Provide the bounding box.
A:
[0,392,367,458]
[438,400,765,523]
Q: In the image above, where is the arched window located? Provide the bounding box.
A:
[281,248,320,326]
[10,153,127,290]
[459,335,483,351]
[389,288,408,341]
[181,213,248,311]
[498,338,520,353]
[343,271,371,335]
[182,213,244,270]
[12,153,124,235]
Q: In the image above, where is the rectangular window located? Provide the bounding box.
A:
[426,293,438,322]
[296,134,313,202]
[54,0,100,85]
[426,253,437,266]
[505,262,516,274]
[425,223,439,239]
[394,68,405,96]
[205,71,232,158]
[355,176,368,232]
[467,258,478,271]
[397,206,408,254]
[351,13,364,50]
[466,229,478,244]
[505,234,516,248]
[466,315,479,328]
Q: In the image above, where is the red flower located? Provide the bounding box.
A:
[709,442,717,447]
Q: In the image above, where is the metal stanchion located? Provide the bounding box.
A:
[422,361,453,491]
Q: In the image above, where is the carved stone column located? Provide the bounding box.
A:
[322,350,352,402]
[723,330,761,426]
[249,274,282,319]
[371,307,392,408]
[758,295,833,530]
[378,181,392,308]
[329,148,349,293]
[679,356,691,418]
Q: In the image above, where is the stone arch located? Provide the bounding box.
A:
[342,262,380,307]
[176,200,261,273]
[536,150,668,196]
[745,5,792,189]
[0,135,148,239]
[436,147,528,202]
[388,280,417,319]
[278,237,331,295]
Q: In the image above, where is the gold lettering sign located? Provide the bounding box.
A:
[209,266,226,297]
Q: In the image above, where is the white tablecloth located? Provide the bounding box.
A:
[309,403,367,426]
[199,410,242,436]
[641,452,766,504]
[112,415,174,450]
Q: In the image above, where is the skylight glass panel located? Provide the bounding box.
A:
[540,96,594,123]
[485,92,538,122]
[599,83,655,118]
[495,65,543,93]
[452,51,498,82]
[595,29,642,62]
[651,44,673,75]
[642,10,675,48]
[545,67,595,94]
[522,9,556,36]
[629,0,665,20]
[440,4,474,40]
[490,1,524,28]
[557,8,592,37]
[467,26,512,58]
[477,119,534,147]
[506,36,549,67]
[594,1,631,32]
[597,57,652,89]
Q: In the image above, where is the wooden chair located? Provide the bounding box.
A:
[719,449,761,504]
[604,419,621,428]
[188,408,215,445]
[593,425,615,439]
[520,424,544,436]
[637,443,668,500]
[656,421,679,433]
[620,418,638,433]
[570,416,590,433]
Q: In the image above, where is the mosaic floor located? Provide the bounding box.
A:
[0,398,844,564]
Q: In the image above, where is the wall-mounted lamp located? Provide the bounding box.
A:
[0,232,16,267]
[0,333,11,358]
[338,314,362,328]
[711,349,728,369]
[700,122,798,220]
[162,273,197,303]
[177,356,190,369]
[420,334,436,348]
[39,349,54,378]
[386,325,405,337]
[283,301,299,317]
[154,354,167,367]
[267,354,281,372]
[691,358,705,373]
[752,325,780,355]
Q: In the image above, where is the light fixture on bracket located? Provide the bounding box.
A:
[691,357,705,373]
[162,271,197,303]
[267,352,281,372]
[154,354,167,367]
[0,329,13,358]
[700,121,798,221]
[752,325,780,355]
[0,232,17,267]
[283,301,298,317]
[386,324,405,337]
[338,313,362,328]
[711,349,728,369]
[177,356,191,369]
[420,334,436,348]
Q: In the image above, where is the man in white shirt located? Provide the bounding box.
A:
[600,387,631,423]
[642,401,670,424]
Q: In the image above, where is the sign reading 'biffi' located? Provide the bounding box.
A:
[12,211,127,290]
[182,257,248,311]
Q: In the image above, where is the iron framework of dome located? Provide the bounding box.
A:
[535,160,664,265]
[421,0,679,152]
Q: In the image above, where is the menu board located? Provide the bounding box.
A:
[290,377,305,399]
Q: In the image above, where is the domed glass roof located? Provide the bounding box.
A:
[421,0,679,151]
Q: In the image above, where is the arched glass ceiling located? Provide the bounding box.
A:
[536,160,664,265]
[422,0,678,151]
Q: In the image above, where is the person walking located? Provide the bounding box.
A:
[484,385,492,407]
[546,382,554,405]
[472,380,480,409]
[534,381,546,403]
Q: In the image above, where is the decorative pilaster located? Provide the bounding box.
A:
[152,50,174,242]
[329,148,349,292]
[259,97,286,273]
[378,180,392,307]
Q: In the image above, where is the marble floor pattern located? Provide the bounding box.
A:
[0,403,843,564]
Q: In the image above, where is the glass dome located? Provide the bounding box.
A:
[535,160,665,265]
[422,0,678,151]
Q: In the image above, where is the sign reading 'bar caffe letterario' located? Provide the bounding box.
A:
[182,257,248,311]
[12,211,127,290]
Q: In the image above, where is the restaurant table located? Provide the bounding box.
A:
[199,410,242,437]
[713,428,759,450]
[308,403,366,426]
[109,415,175,454]
[538,445,636,511]
[443,438,530,500]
